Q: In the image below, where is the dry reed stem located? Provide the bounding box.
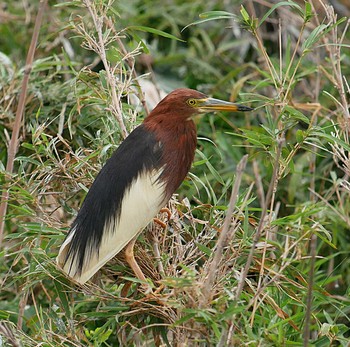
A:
[107,21,150,116]
[302,61,319,343]
[303,5,350,341]
[200,154,248,307]
[314,0,350,134]
[0,0,48,248]
[303,232,317,346]
[235,136,284,301]
[83,0,128,138]
[0,322,20,347]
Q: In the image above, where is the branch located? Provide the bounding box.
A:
[235,136,284,301]
[83,0,128,139]
[0,0,48,248]
[200,154,248,307]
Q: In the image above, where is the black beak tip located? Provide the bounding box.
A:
[238,105,254,112]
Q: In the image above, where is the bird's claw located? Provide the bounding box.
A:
[138,284,167,305]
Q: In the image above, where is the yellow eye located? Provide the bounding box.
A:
[187,98,197,107]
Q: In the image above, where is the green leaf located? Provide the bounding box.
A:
[127,26,184,42]
[302,24,329,51]
[14,156,42,166]
[127,30,150,54]
[196,242,212,256]
[199,10,236,19]
[182,11,236,31]
[196,149,224,185]
[296,129,305,143]
[0,310,10,319]
[54,281,71,319]
[240,5,251,23]
[304,2,313,22]
[314,131,350,151]
[229,128,273,148]
[283,105,310,124]
[258,1,303,27]
[173,313,196,325]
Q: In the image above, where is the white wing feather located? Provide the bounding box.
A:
[57,170,166,284]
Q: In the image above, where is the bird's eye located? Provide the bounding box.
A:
[187,99,197,107]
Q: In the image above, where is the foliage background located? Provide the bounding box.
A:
[0,0,350,345]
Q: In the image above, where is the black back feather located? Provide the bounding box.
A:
[64,124,163,276]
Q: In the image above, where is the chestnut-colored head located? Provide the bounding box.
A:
[148,88,208,120]
[145,88,252,123]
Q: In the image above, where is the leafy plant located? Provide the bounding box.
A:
[0,0,349,345]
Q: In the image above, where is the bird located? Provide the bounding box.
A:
[56,88,252,285]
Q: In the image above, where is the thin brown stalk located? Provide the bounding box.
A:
[246,1,280,88]
[0,0,48,248]
[83,0,128,138]
[313,0,350,136]
[200,154,248,307]
[281,21,307,102]
[303,232,317,345]
[235,136,284,301]
[113,34,150,116]
[252,159,265,210]
[17,286,29,330]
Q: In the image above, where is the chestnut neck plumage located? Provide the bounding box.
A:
[144,98,197,199]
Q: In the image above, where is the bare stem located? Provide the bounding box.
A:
[235,137,284,301]
[303,107,318,345]
[0,0,48,248]
[303,232,317,346]
[200,154,248,307]
[83,0,128,139]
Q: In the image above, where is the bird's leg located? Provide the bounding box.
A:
[124,236,147,283]
[124,209,171,296]
[124,237,163,299]
[153,218,166,228]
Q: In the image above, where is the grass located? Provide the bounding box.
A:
[0,0,350,345]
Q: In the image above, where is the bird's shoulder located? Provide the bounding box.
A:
[100,124,163,175]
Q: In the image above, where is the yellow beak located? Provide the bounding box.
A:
[197,98,253,113]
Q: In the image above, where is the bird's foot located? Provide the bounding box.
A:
[153,207,171,228]
[159,207,171,220]
[138,284,167,305]
[121,278,163,296]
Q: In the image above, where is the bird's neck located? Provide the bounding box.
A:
[144,118,197,198]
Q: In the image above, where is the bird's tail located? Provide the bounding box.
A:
[56,229,88,284]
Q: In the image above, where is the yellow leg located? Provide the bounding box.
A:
[124,236,165,301]
[159,207,171,220]
[153,217,167,228]
[153,207,171,228]
[124,236,147,282]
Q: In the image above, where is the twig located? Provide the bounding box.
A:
[0,0,48,248]
[200,154,248,307]
[152,234,165,277]
[303,232,317,345]
[0,322,20,347]
[17,285,29,330]
[112,32,150,116]
[235,137,284,301]
[314,0,350,136]
[252,159,265,210]
[83,0,128,139]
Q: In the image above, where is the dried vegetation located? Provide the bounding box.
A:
[0,0,349,345]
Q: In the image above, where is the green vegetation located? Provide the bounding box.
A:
[1,0,349,345]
